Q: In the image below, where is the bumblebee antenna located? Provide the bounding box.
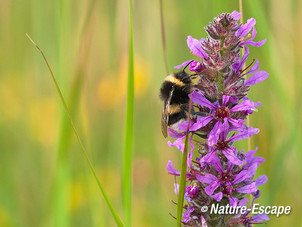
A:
[182,60,194,73]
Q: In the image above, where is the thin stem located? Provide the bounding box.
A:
[159,0,169,75]
[26,34,124,227]
[177,99,192,226]
[239,0,243,25]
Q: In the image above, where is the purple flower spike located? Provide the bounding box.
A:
[164,11,269,226]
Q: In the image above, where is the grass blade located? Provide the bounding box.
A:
[176,99,192,226]
[122,0,134,226]
[26,34,124,227]
[52,4,97,224]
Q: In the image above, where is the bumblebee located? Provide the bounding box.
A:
[160,71,193,138]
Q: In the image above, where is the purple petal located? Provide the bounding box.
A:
[243,59,259,76]
[201,149,216,164]
[228,127,259,142]
[233,170,253,184]
[196,173,218,184]
[236,182,257,194]
[222,148,244,166]
[222,95,231,107]
[231,10,241,21]
[229,197,239,207]
[205,181,220,195]
[245,148,265,169]
[207,154,223,174]
[178,116,213,131]
[229,96,239,104]
[230,97,261,112]
[187,36,208,59]
[190,90,216,109]
[243,38,266,47]
[167,160,180,176]
[250,214,270,222]
[245,147,257,160]
[168,137,185,152]
[201,215,208,227]
[211,192,223,202]
[208,121,222,146]
[228,118,244,128]
[241,27,266,47]
[168,128,185,138]
[239,198,249,207]
[183,206,194,223]
[254,175,268,186]
[174,60,194,69]
[245,71,269,86]
[248,163,258,176]
[236,18,256,38]
[220,119,230,141]
[195,116,214,129]
[232,46,249,72]
[227,160,234,173]
[250,156,265,166]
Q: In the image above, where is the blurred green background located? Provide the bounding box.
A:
[0,0,301,226]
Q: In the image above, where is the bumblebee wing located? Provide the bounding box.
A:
[161,86,175,138]
[161,102,168,138]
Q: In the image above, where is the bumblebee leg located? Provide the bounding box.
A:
[192,132,208,139]
[192,110,207,117]
[181,105,207,117]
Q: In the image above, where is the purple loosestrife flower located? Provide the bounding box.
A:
[196,154,261,207]
[186,184,200,199]
[228,191,270,226]
[164,11,269,226]
[202,123,260,166]
[181,91,260,146]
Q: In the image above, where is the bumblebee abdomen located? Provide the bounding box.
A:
[168,109,187,125]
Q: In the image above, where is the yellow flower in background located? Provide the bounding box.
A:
[98,57,150,109]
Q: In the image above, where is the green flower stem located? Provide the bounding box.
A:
[177,99,192,226]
